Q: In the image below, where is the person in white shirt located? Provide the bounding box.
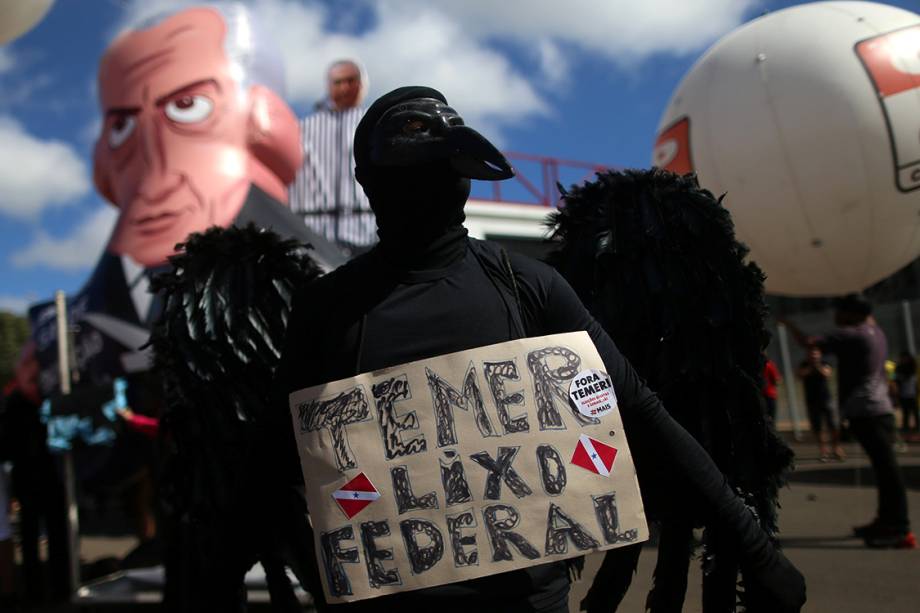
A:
[290,59,376,252]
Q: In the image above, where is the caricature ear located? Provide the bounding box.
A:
[93,135,118,207]
[247,84,302,186]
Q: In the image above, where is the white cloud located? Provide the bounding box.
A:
[12,206,117,271]
[406,0,760,62]
[0,48,14,74]
[0,72,52,108]
[0,295,33,315]
[114,0,548,131]
[0,45,56,109]
[536,39,569,88]
[111,0,757,137]
[0,116,91,219]
[80,116,102,146]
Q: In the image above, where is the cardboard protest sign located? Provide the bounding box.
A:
[289,331,648,603]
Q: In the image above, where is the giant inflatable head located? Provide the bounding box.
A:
[93,5,302,267]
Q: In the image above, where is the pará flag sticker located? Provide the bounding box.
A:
[332,472,381,519]
[571,434,617,477]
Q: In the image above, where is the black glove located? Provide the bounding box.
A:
[742,548,806,612]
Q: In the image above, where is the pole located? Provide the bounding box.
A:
[776,322,803,440]
[902,300,916,356]
[55,291,81,599]
[55,291,70,396]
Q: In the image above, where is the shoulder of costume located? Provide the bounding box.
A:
[470,237,557,278]
[296,247,376,295]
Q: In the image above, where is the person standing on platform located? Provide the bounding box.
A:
[289,59,376,253]
[796,347,844,461]
[785,295,915,548]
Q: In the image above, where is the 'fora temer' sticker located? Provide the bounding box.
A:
[569,369,617,418]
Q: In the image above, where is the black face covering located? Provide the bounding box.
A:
[354,86,513,247]
[359,161,472,245]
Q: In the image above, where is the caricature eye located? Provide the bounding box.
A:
[108,115,136,149]
[164,95,214,124]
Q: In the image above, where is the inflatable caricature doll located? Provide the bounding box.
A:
[29,4,341,395]
[24,3,344,611]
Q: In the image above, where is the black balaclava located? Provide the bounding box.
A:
[354,86,513,249]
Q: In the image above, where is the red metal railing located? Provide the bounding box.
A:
[474,152,612,207]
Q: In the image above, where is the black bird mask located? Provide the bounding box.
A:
[354,86,514,243]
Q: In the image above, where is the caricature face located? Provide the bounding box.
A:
[328,62,362,111]
[95,9,256,266]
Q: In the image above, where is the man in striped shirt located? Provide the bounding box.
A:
[290,59,376,253]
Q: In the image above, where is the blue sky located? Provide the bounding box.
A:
[0,0,917,313]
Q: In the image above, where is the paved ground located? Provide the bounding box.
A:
[14,432,920,611]
[568,434,920,612]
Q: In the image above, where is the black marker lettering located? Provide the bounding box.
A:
[593,492,640,544]
[483,359,529,434]
[297,387,371,471]
[482,504,540,562]
[470,446,533,500]
[372,375,426,460]
[399,519,445,574]
[528,346,597,429]
[446,509,479,567]
[320,525,359,597]
[390,466,438,514]
[545,502,600,555]
[360,520,401,588]
[426,363,496,446]
[440,451,473,506]
[536,444,567,496]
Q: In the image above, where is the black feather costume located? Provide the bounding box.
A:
[547,169,793,612]
[150,224,322,611]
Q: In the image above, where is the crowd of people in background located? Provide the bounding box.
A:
[894,351,920,435]
[782,295,915,549]
[796,346,844,461]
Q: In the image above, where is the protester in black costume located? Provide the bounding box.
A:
[547,169,794,611]
[273,86,806,612]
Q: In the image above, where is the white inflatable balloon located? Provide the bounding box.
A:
[0,0,54,45]
[653,1,920,297]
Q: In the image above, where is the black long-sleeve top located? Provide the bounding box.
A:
[273,228,779,612]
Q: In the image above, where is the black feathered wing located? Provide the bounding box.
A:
[149,224,322,611]
[548,169,793,612]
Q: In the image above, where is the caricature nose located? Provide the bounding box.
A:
[137,172,183,203]
[139,115,168,172]
[136,115,182,202]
